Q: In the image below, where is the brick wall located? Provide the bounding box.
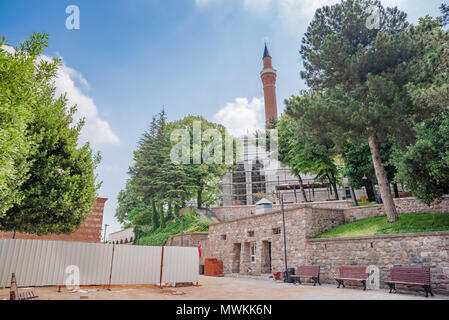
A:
[306,232,449,294]
[0,198,107,243]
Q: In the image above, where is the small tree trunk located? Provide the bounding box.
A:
[368,133,398,223]
[350,187,359,206]
[197,187,203,209]
[366,184,376,202]
[328,173,339,200]
[298,175,308,203]
[393,183,400,198]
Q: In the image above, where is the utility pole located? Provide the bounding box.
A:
[103,224,109,244]
[180,211,184,247]
[280,194,289,283]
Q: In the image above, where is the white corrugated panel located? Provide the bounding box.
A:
[1,240,200,287]
[162,246,199,285]
[110,245,162,285]
[0,240,113,287]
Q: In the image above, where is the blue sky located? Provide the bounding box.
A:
[0,0,444,236]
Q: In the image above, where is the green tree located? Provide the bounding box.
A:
[278,114,340,201]
[393,111,449,205]
[342,143,377,201]
[342,142,399,201]
[0,36,37,216]
[129,110,189,230]
[0,34,100,235]
[441,3,449,26]
[115,180,148,224]
[289,0,442,222]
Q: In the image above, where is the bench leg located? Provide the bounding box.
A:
[312,277,318,286]
[336,280,345,289]
[362,280,366,291]
[423,285,433,298]
[387,283,396,294]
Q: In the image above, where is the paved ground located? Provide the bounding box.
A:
[1,276,447,300]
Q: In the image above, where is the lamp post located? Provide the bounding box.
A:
[277,175,289,282]
[280,194,289,283]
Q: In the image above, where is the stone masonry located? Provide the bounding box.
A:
[207,198,449,294]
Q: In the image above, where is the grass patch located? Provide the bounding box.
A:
[311,213,449,239]
[135,211,213,246]
[357,201,377,206]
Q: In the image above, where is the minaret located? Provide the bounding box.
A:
[260,43,278,126]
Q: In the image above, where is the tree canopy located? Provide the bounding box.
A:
[0,33,100,234]
[278,114,341,201]
[393,110,449,205]
[287,0,446,222]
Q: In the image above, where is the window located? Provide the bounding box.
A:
[248,231,255,237]
[250,243,256,263]
[272,227,281,235]
[221,235,227,241]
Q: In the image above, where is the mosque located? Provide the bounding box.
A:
[219,44,368,206]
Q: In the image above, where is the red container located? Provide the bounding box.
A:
[273,272,281,281]
[204,259,224,277]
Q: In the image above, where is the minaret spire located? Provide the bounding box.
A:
[260,43,278,126]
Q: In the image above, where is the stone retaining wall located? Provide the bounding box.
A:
[206,197,449,295]
[306,232,449,294]
[344,197,449,222]
[211,200,352,222]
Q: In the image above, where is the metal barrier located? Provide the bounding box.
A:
[0,239,199,287]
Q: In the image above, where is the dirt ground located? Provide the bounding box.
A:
[1,276,447,300]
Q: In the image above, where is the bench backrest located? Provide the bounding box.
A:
[339,266,369,279]
[390,267,430,285]
[297,266,320,277]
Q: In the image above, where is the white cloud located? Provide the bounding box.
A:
[194,0,405,32]
[52,57,120,147]
[213,97,265,138]
[1,45,119,148]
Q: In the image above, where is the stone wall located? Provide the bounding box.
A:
[344,197,449,222]
[305,208,346,238]
[211,200,352,222]
[206,197,449,295]
[306,232,449,294]
[0,198,107,243]
[208,206,309,275]
[395,197,449,214]
[166,233,209,265]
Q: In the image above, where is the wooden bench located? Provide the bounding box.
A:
[9,273,38,300]
[290,266,321,286]
[335,266,369,291]
[385,267,434,297]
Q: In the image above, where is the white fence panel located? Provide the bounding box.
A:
[162,246,199,284]
[110,245,162,285]
[0,240,113,287]
[0,240,200,287]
